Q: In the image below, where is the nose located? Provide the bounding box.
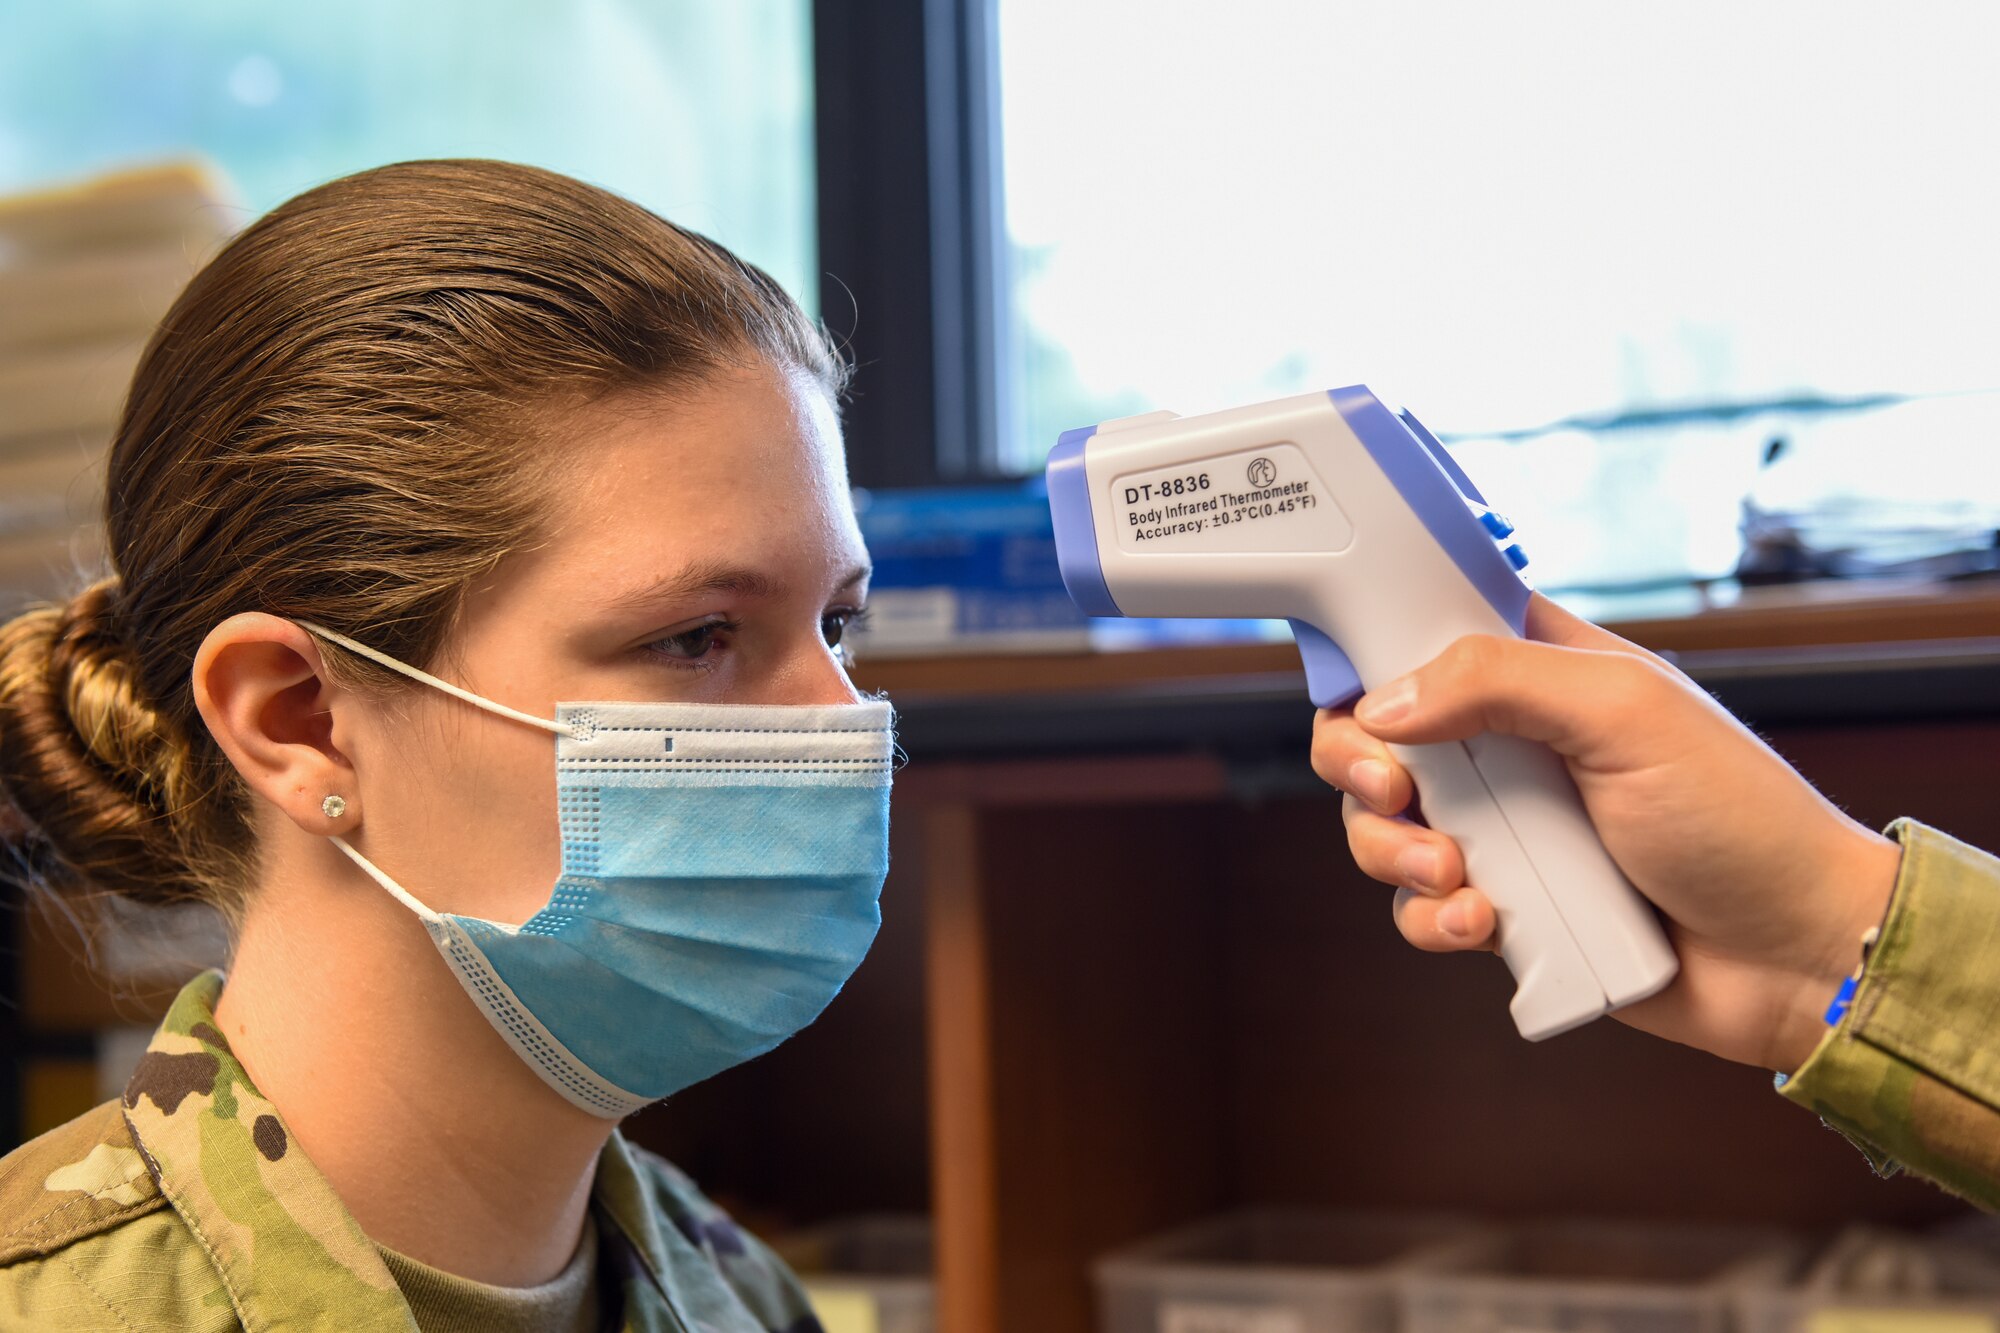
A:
[782,632,865,707]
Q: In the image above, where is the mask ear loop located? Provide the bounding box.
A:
[292,618,579,920]
[328,836,441,923]
[293,619,577,738]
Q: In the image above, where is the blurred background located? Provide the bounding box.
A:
[5,4,2000,1332]
[8,1,1998,621]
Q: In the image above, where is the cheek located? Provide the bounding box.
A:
[379,702,565,924]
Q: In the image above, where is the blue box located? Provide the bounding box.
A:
[850,481,1091,656]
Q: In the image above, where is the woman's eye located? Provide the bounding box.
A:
[822,607,868,648]
[647,619,733,664]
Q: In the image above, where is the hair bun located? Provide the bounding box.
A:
[0,576,203,904]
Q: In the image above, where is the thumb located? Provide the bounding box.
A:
[1351,630,1674,762]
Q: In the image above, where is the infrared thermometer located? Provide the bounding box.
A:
[1045,386,1678,1040]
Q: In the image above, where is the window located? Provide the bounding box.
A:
[993,2,2000,591]
[0,1,817,612]
[0,1,816,304]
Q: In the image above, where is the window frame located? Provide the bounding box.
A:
[814,0,1010,487]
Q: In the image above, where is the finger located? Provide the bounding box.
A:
[1391,885,1499,953]
[1525,593,1680,674]
[1349,629,1674,762]
[1524,591,1636,653]
[1312,709,1413,815]
[1341,794,1466,894]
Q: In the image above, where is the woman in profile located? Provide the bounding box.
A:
[0,158,886,1331]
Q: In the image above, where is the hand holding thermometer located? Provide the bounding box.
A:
[1044,386,1678,1040]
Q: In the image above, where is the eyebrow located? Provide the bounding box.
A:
[604,559,871,613]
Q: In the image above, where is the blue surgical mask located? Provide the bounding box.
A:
[296,621,893,1118]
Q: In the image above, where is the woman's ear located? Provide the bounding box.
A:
[191,613,360,836]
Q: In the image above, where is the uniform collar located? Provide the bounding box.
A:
[122,970,417,1332]
[590,1121,766,1327]
[121,970,749,1332]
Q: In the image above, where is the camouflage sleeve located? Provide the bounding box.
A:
[1778,818,2000,1210]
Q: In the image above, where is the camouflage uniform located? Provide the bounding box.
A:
[0,971,826,1332]
[1780,819,2000,1211]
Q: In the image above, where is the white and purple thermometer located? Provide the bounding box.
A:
[1045,386,1678,1040]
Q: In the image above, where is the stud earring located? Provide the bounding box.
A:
[321,794,347,820]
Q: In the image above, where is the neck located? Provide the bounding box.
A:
[213,843,615,1286]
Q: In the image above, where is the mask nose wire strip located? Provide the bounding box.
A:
[293,618,576,738]
[328,835,442,924]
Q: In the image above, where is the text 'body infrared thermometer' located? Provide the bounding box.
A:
[1045,386,1678,1040]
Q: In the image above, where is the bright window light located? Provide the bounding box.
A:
[996,3,2000,590]
[0,0,816,304]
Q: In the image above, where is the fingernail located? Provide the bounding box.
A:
[1356,675,1416,727]
[1348,759,1394,810]
[1437,898,1472,937]
[1395,843,1440,890]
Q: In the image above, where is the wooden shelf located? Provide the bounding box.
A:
[888,717,1998,1333]
[849,578,2000,700]
[819,581,2000,1331]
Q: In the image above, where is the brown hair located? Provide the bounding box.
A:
[0,158,846,921]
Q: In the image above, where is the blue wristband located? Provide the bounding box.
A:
[1822,925,1881,1027]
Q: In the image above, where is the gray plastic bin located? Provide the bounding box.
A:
[1400,1219,1803,1333]
[1095,1208,1488,1333]
[1736,1226,2000,1333]
[782,1214,935,1333]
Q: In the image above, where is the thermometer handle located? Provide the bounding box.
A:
[1392,734,1678,1040]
